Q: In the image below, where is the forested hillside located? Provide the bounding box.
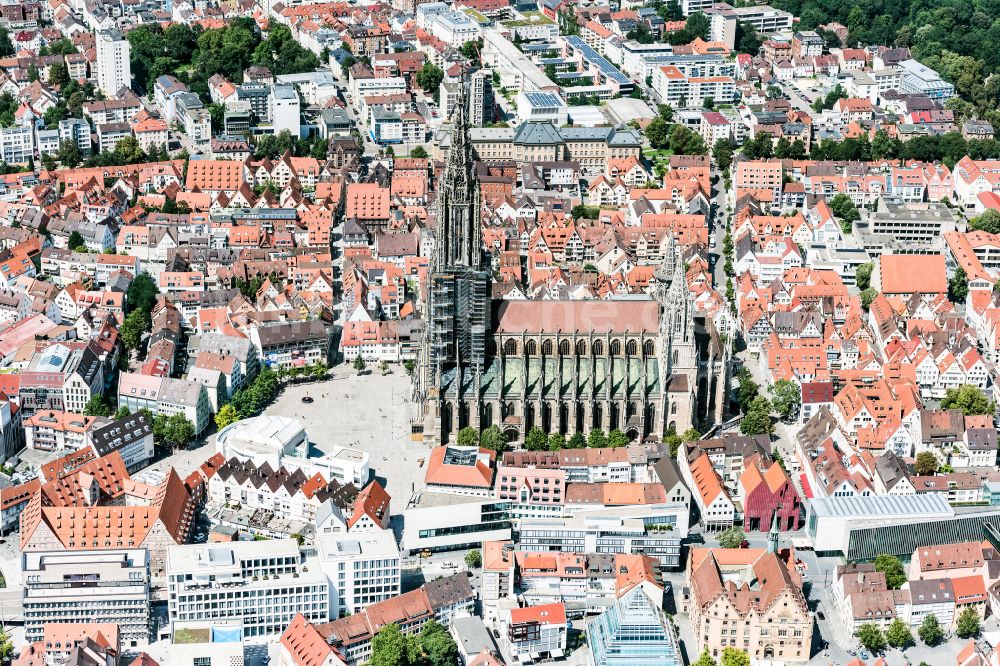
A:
[771,0,1000,127]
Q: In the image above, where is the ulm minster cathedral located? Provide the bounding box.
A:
[413,84,731,446]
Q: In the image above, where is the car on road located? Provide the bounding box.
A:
[301,396,314,403]
[739,540,750,548]
[817,611,825,620]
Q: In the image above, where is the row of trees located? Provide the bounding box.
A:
[692,647,751,666]
[454,424,704,454]
[215,366,282,429]
[856,609,978,655]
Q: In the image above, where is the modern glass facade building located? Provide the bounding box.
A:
[588,587,681,666]
[806,494,1000,560]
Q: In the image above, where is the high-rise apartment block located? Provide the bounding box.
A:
[95,30,131,98]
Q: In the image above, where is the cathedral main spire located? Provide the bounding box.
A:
[436,75,482,272]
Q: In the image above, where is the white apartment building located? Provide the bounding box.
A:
[95,29,131,98]
[653,65,736,108]
[0,125,34,164]
[731,4,793,34]
[270,84,301,139]
[166,539,330,639]
[503,602,568,663]
[23,549,151,647]
[317,531,401,616]
[349,77,407,106]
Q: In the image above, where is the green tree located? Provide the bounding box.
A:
[918,614,943,646]
[682,428,701,443]
[251,24,320,75]
[885,618,913,648]
[0,92,15,128]
[48,62,69,88]
[874,554,907,589]
[215,404,240,430]
[941,384,995,415]
[735,21,762,54]
[855,262,873,290]
[0,629,13,664]
[857,623,887,653]
[740,396,773,435]
[459,39,482,60]
[547,432,566,450]
[692,649,717,666]
[970,209,1000,234]
[480,425,507,452]
[608,429,628,448]
[914,451,939,475]
[115,405,131,419]
[418,620,458,666]
[68,230,86,251]
[669,124,707,155]
[371,624,410,666]
[860,288,878,311]
[403,359,416,375]
[829,193,860,233]
[720,648,751,666]
[525,427,548,451]
[683,11,710,40]
[57,140,81,168]
[718,526,746,548]
[588,429,608,448]
[645,117,669,149]
[83,395,114,417]
[771,379,801,421]
[456,427,479,447]
[735,366,759,412]
[713,138,735,172]
[162,413,195,450]
[665,433,682,458]
[949,266,969,302]
[957,606,981,638]
[113,136,147,164]
[464,548,482,568]
[568,432,586,449]
[410,146,428,158]
[352,356,366,374]
[120,309,149,352]
[126,272,158,314]
[871,128,901,160]
[416,63,444,96]
[0,28,13,58]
